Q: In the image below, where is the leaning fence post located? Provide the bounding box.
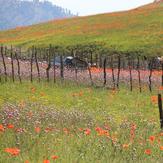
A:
[148,59,153,92]
[103,57,107,86]
[30,47,34,83]
[117,55,121,89]
[46,48,51,82]
[53,49,56,83]
[128,56,133,91]
[75,59,78,81]
[10,46,15,82]
[162,63,163,86]
[86,58,93,86]
[137,56,142,93]
[111,56,115,89]
[158,94,163,129]
[34,48,41,82]
[1,45,7,82]
[15,50,22,83]
[60,54,64,80]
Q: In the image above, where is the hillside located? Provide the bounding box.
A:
[0,1,163,56]
[0,0,74,30]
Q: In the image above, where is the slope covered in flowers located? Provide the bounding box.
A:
[0,2,163,55]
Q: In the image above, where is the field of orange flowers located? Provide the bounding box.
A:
[0,81,162,162]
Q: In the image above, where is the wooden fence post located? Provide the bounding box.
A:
[148,59,153,92]
[10,46,15,82]
[30,47,34,83]
[111,56,115,89]
[137,56,142,93]
[86,58,93,86]
[117,55,121,89]
[1,45,7,82]
[46,48,51,82]
[95,53,98,67]
[162,63,163,86]
[90,52,93,66]
[158,94,163,129]
[34,48,41,82]
[15,50,22,83]
[53,49,56,83]
[0,69,1,83]
[75,59,78,81]
[60,54,64,80]
[128,56,133,91]
[103,57,107,86]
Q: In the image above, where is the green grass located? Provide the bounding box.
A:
[0,81,162,162]
[0,2,163,55]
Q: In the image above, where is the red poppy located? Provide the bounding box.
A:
[149,136,155,143]
[7,124,14,129]
[144,149,151,155]
[84,128,91,135]
[52,155,59,160]
[35,127,41,133]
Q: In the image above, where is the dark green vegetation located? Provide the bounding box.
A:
[0,2,163,56]
[0,0,74,30]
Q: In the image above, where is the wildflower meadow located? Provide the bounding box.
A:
[0,81,162,162]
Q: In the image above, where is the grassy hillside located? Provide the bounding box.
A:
[0,2,163,56]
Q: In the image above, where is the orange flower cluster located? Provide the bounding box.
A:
[130,123,137,143]
[151,96,158,104]
[95,127,109,137]
[4,148,20,156]
[122,144,129,149]
[72,91,83,97]
[31,87,36,93]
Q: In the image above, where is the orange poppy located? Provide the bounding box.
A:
[43,160,50,163]
[144,149,151,155]
[84,128,91,135]
[159,86,163,91]
[122,144,129,149]
[5,148,20,156]
[149,136,155,143]
[0,124,4,132]
[52,155,59,160]
[7,124,14,129]
[31,87,36,93]
[159,132,163,137]
[151,96,158,104]
[25,161,30,163]
[160,146,163,151]
[35,127,41,133]
[40,92,46,96]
